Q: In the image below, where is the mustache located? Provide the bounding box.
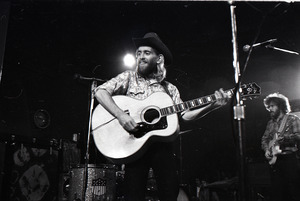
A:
[138,59,147,63]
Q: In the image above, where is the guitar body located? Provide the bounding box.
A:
[92,92,179,164]
[267,134,282,165]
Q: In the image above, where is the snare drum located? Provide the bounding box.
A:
[68,164,117,201]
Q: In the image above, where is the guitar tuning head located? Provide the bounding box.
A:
[240,82,261,100]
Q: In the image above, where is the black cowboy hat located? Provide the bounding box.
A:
[133,32,173,66]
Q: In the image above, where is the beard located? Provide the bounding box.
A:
[137,60,157,77]
[270,109,280,120]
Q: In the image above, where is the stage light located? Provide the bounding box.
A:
[123,53,136,69]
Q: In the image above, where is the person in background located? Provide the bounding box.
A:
[261,92,300,201]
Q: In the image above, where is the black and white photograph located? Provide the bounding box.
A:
[1,1,300,201]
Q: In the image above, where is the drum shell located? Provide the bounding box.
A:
[68,164,117,201]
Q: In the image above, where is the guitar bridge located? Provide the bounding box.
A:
[130,117,168,138]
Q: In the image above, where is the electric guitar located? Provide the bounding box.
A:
[267,133,282,165]
[266,114,290,165]
[92,82,260,164]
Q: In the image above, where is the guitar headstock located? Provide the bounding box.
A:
[240,82,261,100]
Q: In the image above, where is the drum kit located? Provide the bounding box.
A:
[65,164,240,201]
[64,163,159,201]
[57,136,125,201]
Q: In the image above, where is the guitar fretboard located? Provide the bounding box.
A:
[160,89,233,116]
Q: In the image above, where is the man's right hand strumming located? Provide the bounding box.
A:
[116,112,139,133]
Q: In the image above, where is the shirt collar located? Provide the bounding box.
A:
[136,72,159,85]
[274,113,287,123]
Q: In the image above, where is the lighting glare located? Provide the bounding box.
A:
[123,54,136,69]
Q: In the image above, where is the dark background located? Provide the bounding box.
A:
[1,0,300,189]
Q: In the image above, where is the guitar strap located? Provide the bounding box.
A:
[277,114,289,137]
[161,81,172,97]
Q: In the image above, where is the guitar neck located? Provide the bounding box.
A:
[160,89,233,117]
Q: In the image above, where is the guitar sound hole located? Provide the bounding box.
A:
[143,108,160,124]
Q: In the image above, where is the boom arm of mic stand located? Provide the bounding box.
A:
[266,45,299,55]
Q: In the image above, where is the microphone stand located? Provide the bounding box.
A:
[81,80,98,201]
[229,2,248,201]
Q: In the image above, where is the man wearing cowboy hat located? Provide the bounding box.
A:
[94,32,229,201]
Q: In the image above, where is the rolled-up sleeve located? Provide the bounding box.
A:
[95,71,131,95]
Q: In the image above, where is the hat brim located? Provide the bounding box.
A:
[133,37,173,66]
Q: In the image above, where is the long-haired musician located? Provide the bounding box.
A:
[94,32,229,201]
[261,93,300,201]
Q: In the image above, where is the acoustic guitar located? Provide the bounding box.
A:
[92,82,260,164]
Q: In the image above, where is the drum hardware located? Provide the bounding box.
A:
[197,177,238,201]
[7,134,60,151]
[177,187,190,201]
[202,177,238,189]
[115,170,125,201]
[146,168,157,192]
[58,173,70,201]
[49,138,59,155]
[145,168,159,201]
[60,139,81,173]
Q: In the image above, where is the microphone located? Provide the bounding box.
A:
[73,74,106,82]
[243,39,277,52]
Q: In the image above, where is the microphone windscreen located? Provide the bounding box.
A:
[73,74,81,80]
[243,45,251,52]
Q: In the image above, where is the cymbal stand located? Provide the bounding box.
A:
[229,2,247,201]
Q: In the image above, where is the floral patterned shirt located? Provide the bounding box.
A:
[95,70,183,105]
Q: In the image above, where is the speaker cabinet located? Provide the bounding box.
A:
[4,143,59,201]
